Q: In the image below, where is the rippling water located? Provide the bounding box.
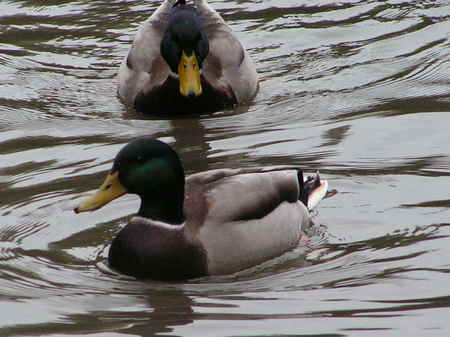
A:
[1,0,450,336]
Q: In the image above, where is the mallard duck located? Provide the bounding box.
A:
[74,138,328,280]
[117,0,259,115]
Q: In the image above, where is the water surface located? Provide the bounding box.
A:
[1,0,450,336]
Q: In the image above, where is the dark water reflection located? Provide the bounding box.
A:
[1,0,450,336]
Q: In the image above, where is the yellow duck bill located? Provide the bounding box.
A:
[178,51,202,97]
[74,171,127,213]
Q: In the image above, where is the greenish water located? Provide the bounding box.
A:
[1,0,449,336]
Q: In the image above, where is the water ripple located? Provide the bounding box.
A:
[0,0,450,336]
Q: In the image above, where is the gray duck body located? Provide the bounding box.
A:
[110,168,312,279]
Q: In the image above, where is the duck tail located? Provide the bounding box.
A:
[297,170,328,210]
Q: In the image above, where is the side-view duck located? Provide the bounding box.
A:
[118,0,259,115]
[74,138,328,280]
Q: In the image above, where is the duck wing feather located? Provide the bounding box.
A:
[184,167,310,275]
[194,0,258,102]
[117,0,176,104]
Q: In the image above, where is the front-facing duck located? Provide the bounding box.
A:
[118,0,259,115]
[74,138,328,280]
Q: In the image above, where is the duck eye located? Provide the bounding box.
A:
[104,183,112,190]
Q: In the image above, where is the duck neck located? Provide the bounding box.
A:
[137,189,184,224]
